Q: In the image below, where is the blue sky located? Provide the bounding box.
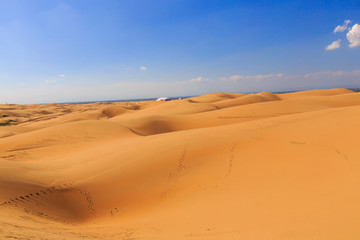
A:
[0,0,359,103]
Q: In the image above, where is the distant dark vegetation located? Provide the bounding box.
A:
[349,88,360,92]
[0,119,14,126]
[0,115,16,126]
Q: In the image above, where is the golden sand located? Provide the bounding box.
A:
[1,88,360,239]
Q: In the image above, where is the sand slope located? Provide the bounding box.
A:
[1,88,360,239]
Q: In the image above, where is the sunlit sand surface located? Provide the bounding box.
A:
[1,88,360,239]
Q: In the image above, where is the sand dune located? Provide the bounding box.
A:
[1,88,360,239]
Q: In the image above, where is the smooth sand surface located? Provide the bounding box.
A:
[1,88,360,239]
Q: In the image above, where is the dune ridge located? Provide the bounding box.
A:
[1,88,360,239]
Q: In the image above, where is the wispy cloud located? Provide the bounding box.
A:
[220,73,284,81]
[140,66,147,71]
[347,23,360,48]
[44,79,56,84]
[218,70,360,95]
[326,39,341,50]
[58,74,65,77]
[4,70,360,104]
[176,76,210,84]
[190,76,209,82]
[301,70,360,79]
[334,20,351,33]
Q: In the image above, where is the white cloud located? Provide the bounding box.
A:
[328,20,360,49]
[140,66,147,71]
[347,23,360,48]
[334,20,351,33]
[58,74,65,77]
[228,75,243,81]
[326,39,341,50]
[190,76,209,82]
[302,70,360,79]
[221,73,284,81]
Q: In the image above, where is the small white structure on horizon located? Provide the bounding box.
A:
[156,97,170,102]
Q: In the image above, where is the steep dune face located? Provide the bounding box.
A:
[99,105,131,117]
[1,88,360,239]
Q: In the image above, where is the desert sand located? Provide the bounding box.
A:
[1,88,360,239]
